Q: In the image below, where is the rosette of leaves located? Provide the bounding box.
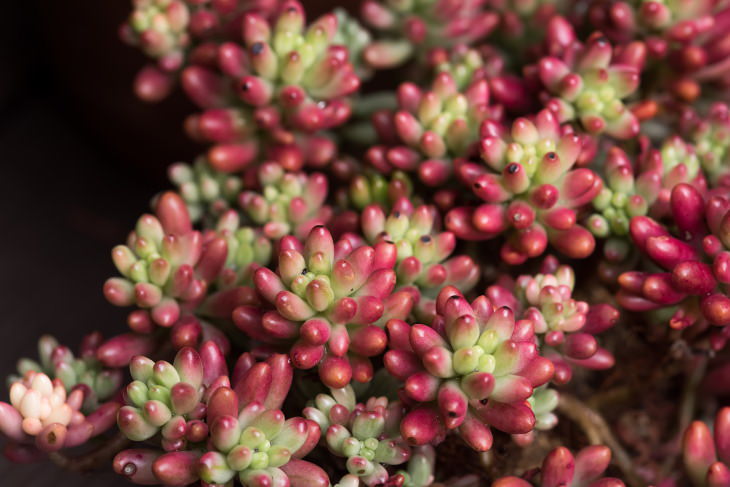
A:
[368,72,496,187]
[446,109,602,263]
[352,198,479,320]
[488,259,619,383]
[538,29,640,139]
[359,0,499,69]
[235,225,415,388]
[104,193,265,330]
[239,162,332,240]
[303,385,410,485]
[12,334,122,412]
[168,156,243,224]
[384,286,555,451]
[117,347,207,449]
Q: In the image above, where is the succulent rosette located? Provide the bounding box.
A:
[198,379,323,486]
[537,25,641,139]
[616,182,730,346]
[340,170,414,212]
[384,286,555,451]
[0,370,120,455]
[114,351,327,486]
[117,347,210,447]
[168,156,244,224]
[12,334,123,412]
[492,445,625,487]
[588,137,703,240]
[488,260,619,383]
[303,385,411,485]
[582,0,730,104]
[359,0,499,69]
[232,0,361,129]
[172,0,361,174]
[368,72,497,187]
[235,225,414,388]
[347,198,479,320]
[123,0,191,71]
[446,109,602,263]
[690,103,730,184]
[239,161,332,240]
[104,192,266,331]
[682,407,730,487]
[429,44,535,115]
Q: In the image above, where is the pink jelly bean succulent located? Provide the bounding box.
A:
[9,0,730,485]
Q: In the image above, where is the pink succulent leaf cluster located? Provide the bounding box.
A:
[14,0,730,484]
[360,0,499,69]
[368,71,498,188]
[303,385,410,485]
[237,225,413,388]
[385,286,554,451]
[104,192,265,331]
[682,407,730,487]
[492,445,625,487]
[343,198,479,321]
[114,349,326,487]
[617,183,730,348]
[488,258,619,384]
[446,109,601,263]
[0,334,124,457]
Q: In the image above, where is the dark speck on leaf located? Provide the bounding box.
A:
[251,42,264,55]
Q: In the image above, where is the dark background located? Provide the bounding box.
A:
[1,1,198,485]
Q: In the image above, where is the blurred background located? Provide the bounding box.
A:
[2,1,210,485]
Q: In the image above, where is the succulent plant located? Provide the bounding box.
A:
[304,385,411,485]
[492,445,625,486]
[239,161,332,240]
[537,24,641,139]
[488,259,619,383]
[446,109,602,263]
[368,72,496,187]
[360,0,499,68]
[168,156,244,223]
[617,183,730,348]
[683,407,730,487]
[384,286,554,450]
[348,199,479,320]
[15,0,730,485]
[235,225,414,388]
[12,334,123,412]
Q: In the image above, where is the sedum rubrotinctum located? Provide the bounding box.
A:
[10,0,730,485]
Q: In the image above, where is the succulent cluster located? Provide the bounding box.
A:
[11,0,730,486]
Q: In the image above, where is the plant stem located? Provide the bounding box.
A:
[48,433,130,473]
